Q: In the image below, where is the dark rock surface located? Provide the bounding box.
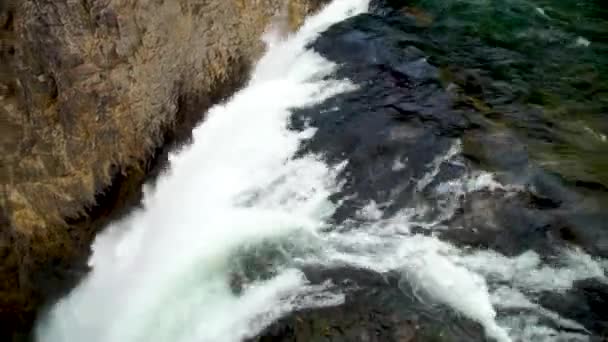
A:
[539,278,608,338]
[2,0,605,340]
[262,5,608,341]
[253,268,487,342]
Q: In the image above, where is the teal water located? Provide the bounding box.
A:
[34,1,608,341]
[395,0,608,188]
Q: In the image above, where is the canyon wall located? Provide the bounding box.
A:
[0,0,325,338]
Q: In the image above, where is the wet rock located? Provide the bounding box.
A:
[288,8,608,341]
[0,0,327,338]
[292,13,471,223]
[441,190,558,257]
[547,213,608,258]
[462,130,529,175]
[253,268,487,342]
[538,279,608,337]
[292,9,608,262]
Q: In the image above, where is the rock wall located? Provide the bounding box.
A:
[0,0,326,338]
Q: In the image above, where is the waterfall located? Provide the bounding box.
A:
[35,1,607,341]
[35,1,369,341]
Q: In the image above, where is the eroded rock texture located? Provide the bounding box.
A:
[0,0,325,338]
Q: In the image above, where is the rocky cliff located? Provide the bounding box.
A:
[0,0,325,338]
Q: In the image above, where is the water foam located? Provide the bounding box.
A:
[35,2,369,341]
[35,1,606,341]
[307,143,605,342]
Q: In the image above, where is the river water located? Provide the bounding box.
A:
[35,0,608,341]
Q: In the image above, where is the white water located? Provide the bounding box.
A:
[311,142,607,342]
[36,2,367,341]
[36,1,607,341]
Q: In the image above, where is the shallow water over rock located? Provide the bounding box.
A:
[33,0,607,341]
[262,1,608,340]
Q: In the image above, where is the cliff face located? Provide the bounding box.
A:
[0,0,325,338]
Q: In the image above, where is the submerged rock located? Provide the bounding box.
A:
[253,267,487,342]
[0,0,327,338]
[283,6,608,341]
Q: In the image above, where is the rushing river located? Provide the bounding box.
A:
[36,0,607,341]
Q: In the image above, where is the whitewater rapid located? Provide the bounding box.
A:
[36,1,368,341]
[35,1,607,341]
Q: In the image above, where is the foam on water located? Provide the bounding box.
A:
[308,141,606,342]
[35,1,607,341]
[35,2,368,341]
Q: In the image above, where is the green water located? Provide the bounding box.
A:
[396,0,608,189]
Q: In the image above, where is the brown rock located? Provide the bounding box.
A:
[0,0,328,339]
